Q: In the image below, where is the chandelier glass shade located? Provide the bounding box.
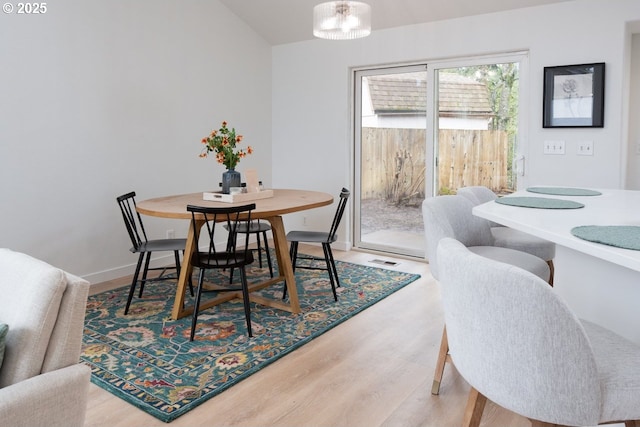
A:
[313,1,371,40]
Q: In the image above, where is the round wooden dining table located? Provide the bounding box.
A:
[136,189,334,320]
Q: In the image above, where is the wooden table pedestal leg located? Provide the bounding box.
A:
[268,215,301,313]
[170,219,202,320]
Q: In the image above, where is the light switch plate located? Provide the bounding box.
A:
[577,141,594,155]
[544,140,565,155]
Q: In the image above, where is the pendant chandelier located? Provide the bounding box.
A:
[313,1,371,40]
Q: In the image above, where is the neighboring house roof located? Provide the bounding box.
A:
[367,72,493,118]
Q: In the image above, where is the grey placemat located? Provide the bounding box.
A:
[496,196,585,209]
[571,225,640,250]
[527,187,602,196]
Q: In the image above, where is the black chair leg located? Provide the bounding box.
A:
[290,241,299,271]
[181,250,195,297]
[322,243,338,301]
[239,266,253,337]
[174,250,181,280]
[190,269,206,341]
[283,241,299,299]
[326,244,341,288]
[174,251,194,297]
[256,233,264,268]
[227,233,237,284]
[262,231,274,278]
[138,252,152,297]
[125,252,145,315]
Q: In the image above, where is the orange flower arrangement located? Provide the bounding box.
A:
[199,121,253,169]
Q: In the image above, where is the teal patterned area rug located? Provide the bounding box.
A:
[81,257,420,422]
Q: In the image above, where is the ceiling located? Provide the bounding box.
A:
[219,0,574,45]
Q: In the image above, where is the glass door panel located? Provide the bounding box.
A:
[435,62,521,196]
[354,65,428,258]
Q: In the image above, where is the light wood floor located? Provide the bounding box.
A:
[84,244,529,427]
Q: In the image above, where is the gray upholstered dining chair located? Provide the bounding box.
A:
[422,195,550,395]
[436,237,640,427]
[456,186,556,283]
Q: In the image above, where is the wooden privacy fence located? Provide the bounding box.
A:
[438,129,509,193]
[361,128,509,201]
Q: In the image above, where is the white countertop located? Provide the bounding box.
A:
[473,188,640,272]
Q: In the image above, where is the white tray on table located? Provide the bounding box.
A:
[202,189,274,203]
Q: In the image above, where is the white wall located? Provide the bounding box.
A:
[0,0,272,283]
[627,32,640,188]
[272,0,640,250]
[3,0,640,282]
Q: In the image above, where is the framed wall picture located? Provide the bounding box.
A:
[542,62,605,128]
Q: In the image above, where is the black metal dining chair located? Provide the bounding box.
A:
[283,188,350,302]
[117,191,193,315]
[225,219,274,282]
[219,182,274,281]
[187,203,256,340]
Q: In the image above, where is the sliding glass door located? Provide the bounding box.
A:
[353,53,527,258]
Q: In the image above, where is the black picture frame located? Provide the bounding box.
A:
[542,62,605,128]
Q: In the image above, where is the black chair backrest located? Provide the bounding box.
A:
[327,188,350,242]
[117,191,148,251]
[187,203,256,267]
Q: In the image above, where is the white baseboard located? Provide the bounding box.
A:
[83,253,178,287]
[291,240,352,252]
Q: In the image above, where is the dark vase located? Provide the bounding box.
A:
[222,168,241,194]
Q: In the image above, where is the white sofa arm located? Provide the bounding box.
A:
[0,364,91,427]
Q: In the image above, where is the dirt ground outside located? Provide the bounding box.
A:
[360,198,424,235]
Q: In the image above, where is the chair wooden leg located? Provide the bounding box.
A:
[432,325,450,395]
[462,387,487,427]
[547,260,554,287]
[624,421,640,427]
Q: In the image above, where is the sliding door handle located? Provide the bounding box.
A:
[517,155,525,176]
